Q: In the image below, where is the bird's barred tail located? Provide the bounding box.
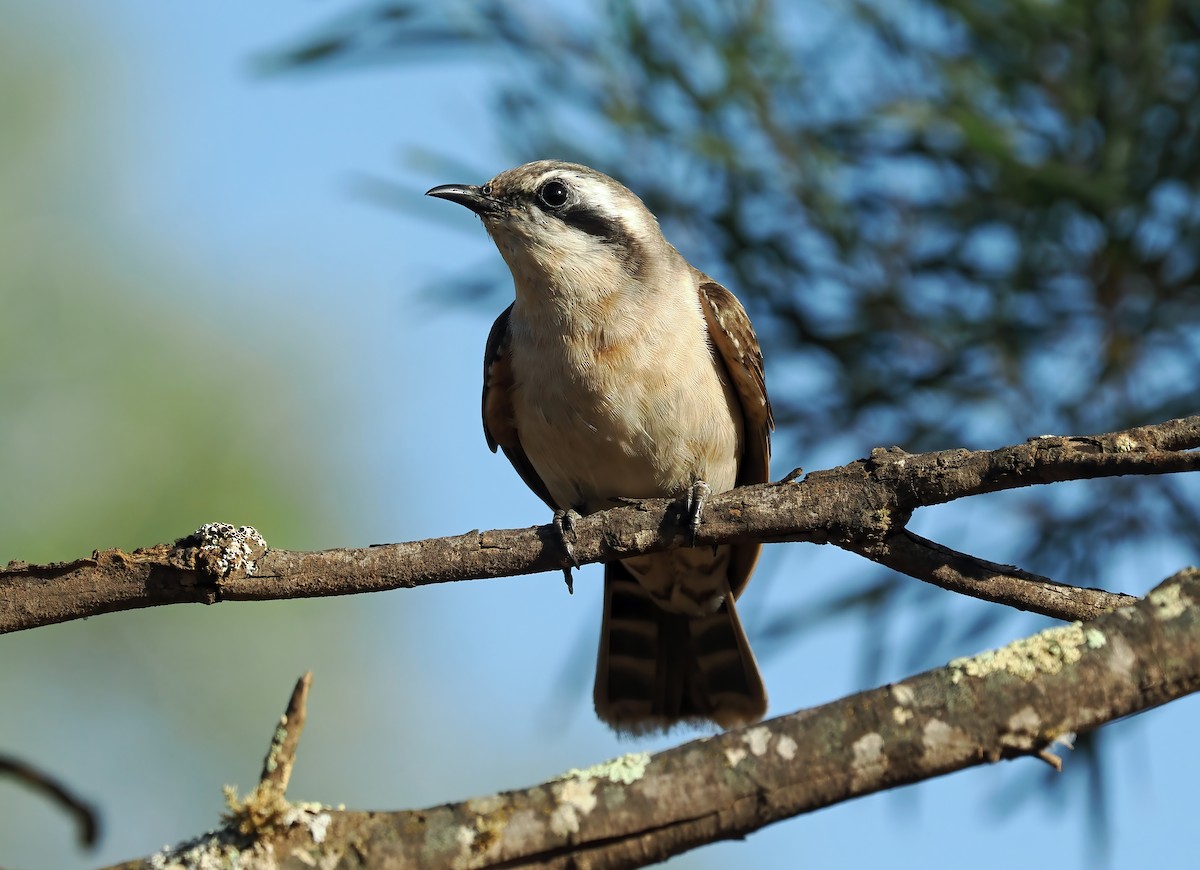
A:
[594,561,767,734]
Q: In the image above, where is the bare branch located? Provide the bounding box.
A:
[3,416,1197,634]
[106,567,1200,869]
[857,530,1136,620]
[0,755,99,847]
[258,672,312,795]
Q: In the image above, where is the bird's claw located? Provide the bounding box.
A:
[553,508,582,593]
[553,508,581,567]
[684,479,711,546]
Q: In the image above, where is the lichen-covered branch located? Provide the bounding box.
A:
[107,567,1200,869]
[3,416,1197,634]
[109,672,332,870]
[223,672,321,843]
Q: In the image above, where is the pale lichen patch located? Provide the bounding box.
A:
[724,746,748,768]
[776,735,798,761]
[1112,433,1139,453]
[743,726,772,756]
[149,829,247,870]
[557,777,598,814]
[920,718,973,762]
[1106,633,1137,679]
[263,719,289,774]
[454,825,476,850]
[502,809,542,850]
[999,706,1043,752]
[1148,584,1190,621]
[150,797,334,870]
[194,522,267,577]
[922,718,950,751]
[281,803,332,845]
[548,803,578,837]
[1083,628,1106,649]
[447,822,480,870]
[891,685,916,724]
[558,752,651,786]
[466,794,506,816]
[850,733,887,790]
[1008,706,1041,734]
[949,622,1095,683]
[549,777,598,837]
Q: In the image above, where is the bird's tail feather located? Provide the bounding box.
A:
[594,561,766,734]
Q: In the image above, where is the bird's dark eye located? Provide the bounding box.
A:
[481,183,493,197]
[538,180,569,209]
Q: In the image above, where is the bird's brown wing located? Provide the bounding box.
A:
[482,303,558,510]
[696,276,774,598]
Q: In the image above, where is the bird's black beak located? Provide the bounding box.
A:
[425,183,501,217]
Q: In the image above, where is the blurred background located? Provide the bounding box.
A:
[1,1,1197,867]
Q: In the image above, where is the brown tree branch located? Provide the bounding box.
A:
[858,530,1136,621]
[257,672,311,795]
[107,566,1200,869]
[3,415,1197,634]
[0,755,99,848]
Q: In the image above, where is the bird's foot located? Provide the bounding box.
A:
[683,479,711,546]
[553,508,582,594]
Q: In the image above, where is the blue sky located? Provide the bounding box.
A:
[1,2,1196,868]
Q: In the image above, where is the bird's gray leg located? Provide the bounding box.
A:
[684,479,711,546]
[553,507,583,594]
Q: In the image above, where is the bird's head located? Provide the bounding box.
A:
[427,161,671,298]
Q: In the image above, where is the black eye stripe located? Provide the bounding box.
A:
[559,206,648,278]
[560,206,617,240]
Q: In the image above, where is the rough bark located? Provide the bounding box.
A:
[107,567,1200,870]
[6,415,1196,635]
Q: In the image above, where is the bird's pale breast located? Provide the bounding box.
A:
[508,291,742,515]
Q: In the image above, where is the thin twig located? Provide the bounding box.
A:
[0,754,99,847]
[258,672,312,795]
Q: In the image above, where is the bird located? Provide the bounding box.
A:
[427,160,773,733]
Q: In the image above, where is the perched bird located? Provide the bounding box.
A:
[427,161,773,733]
